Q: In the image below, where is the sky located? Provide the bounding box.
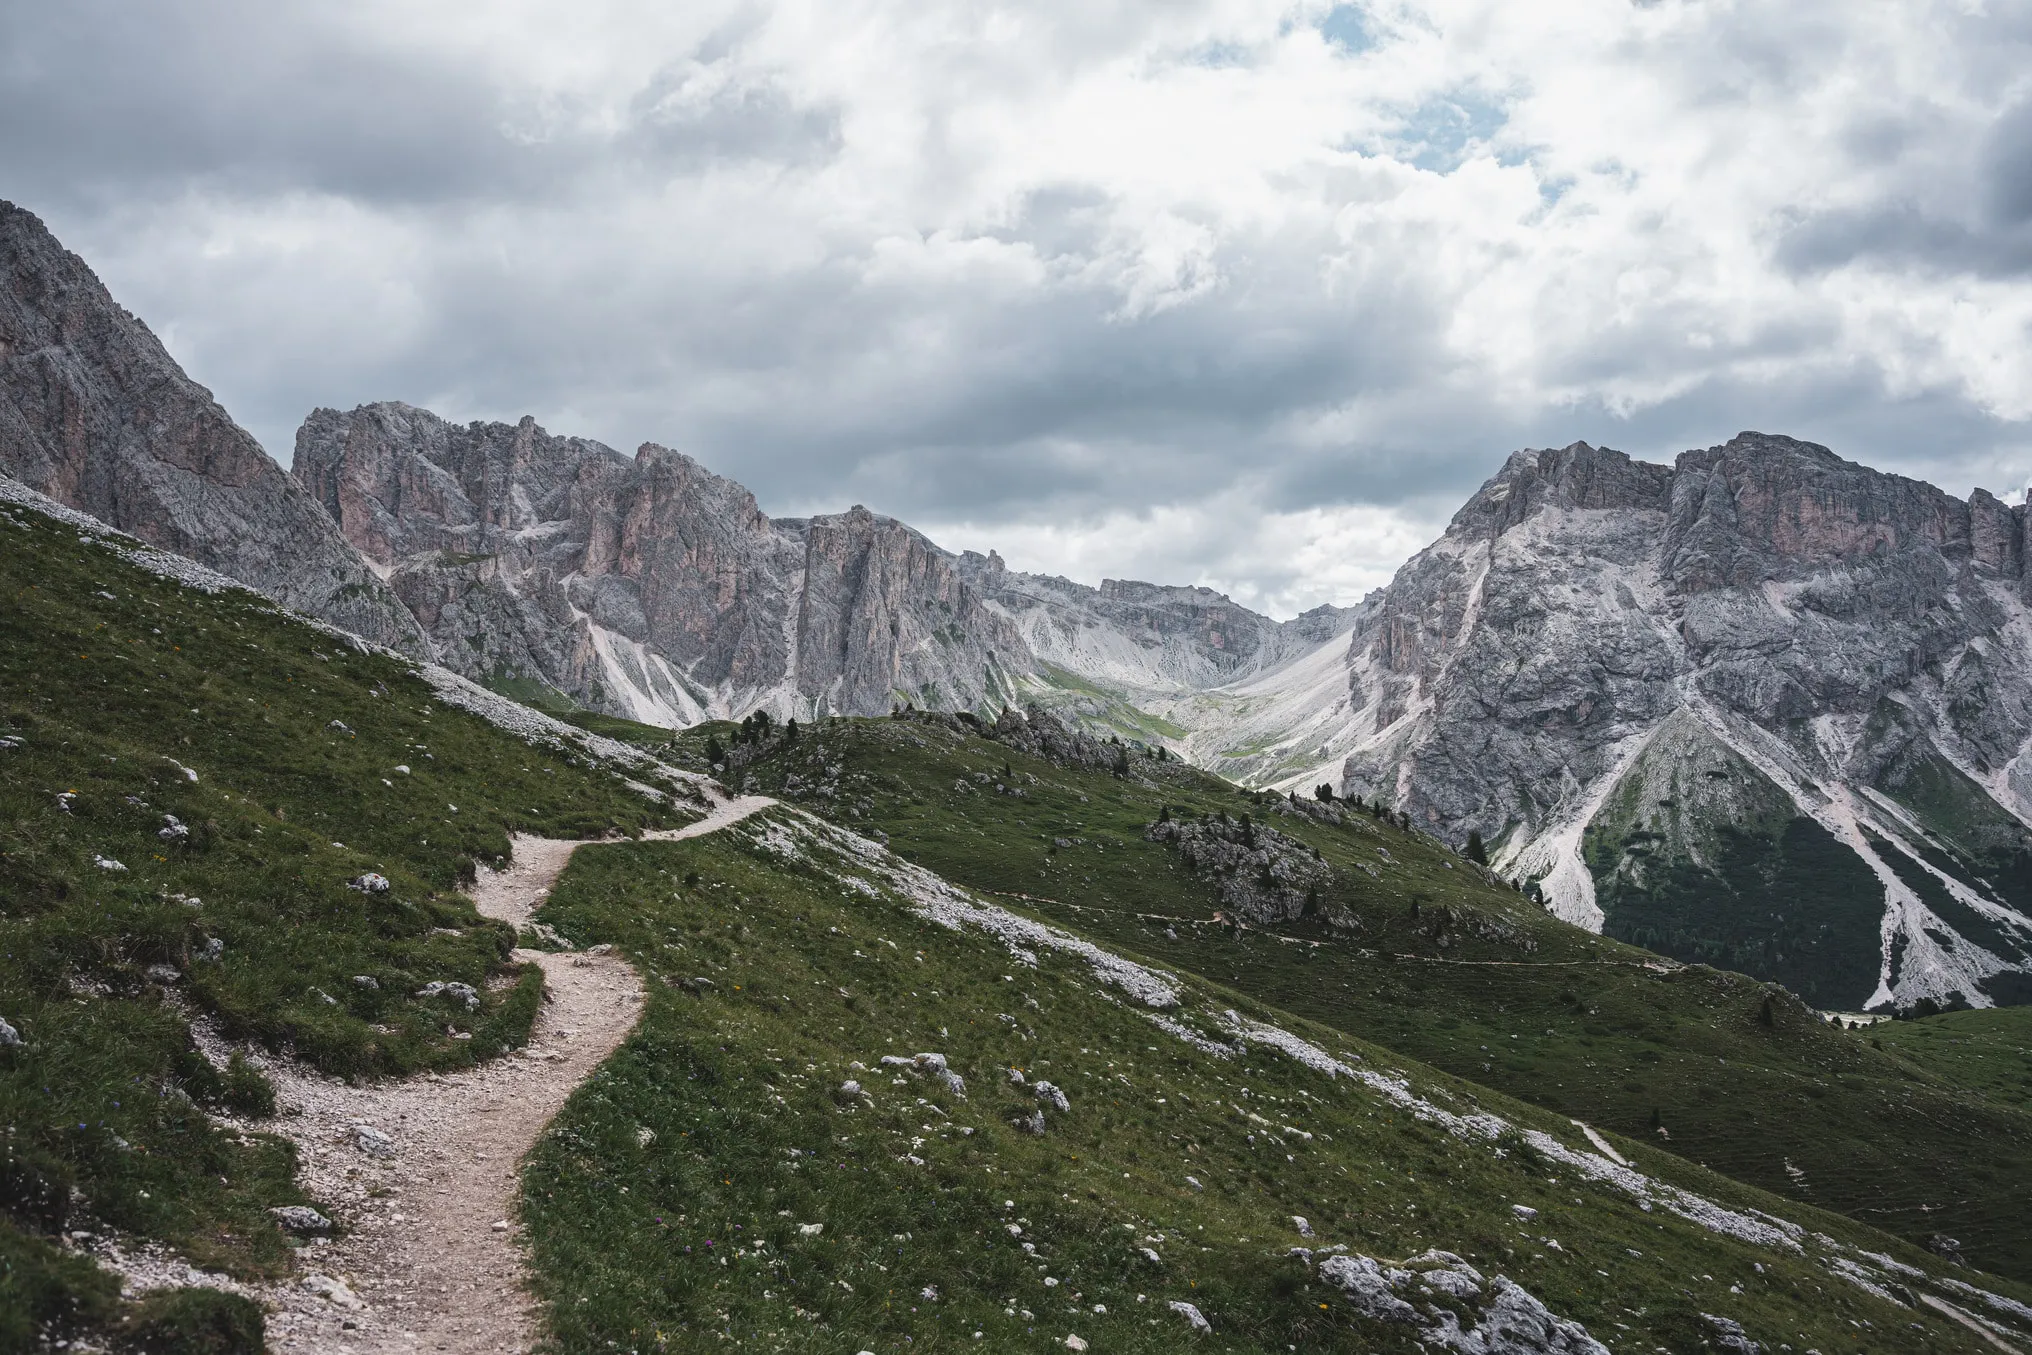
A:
[6,0,2032,618]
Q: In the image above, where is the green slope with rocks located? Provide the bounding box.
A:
[0,482,700,1348]
[698,710,2032,1283]
[512,804,2032,1353]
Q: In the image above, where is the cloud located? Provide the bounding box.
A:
[7,0,2032,618]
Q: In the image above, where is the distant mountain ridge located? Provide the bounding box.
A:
[291,400,1359,755]
[1335,434,2032,1012]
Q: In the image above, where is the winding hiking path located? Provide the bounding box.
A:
[264,795,776,1354]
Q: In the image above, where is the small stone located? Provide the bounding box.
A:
[302,1273,363,1308]
[351,1124,396,1158]
[1511,1204,1538,1221]
[94,855,126,872]
[1291,1215,1314,1238]
[491,1219,510,1232]
[1168,1300,1211,1333]
[270,1205,333,1234]
[352,975,378,989]
[349,873,391,894]
[144,964,181,984]
[1064,1335,1086,1352]
[0,1017,22,1048]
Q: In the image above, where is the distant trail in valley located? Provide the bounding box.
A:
[260,794,776,1354]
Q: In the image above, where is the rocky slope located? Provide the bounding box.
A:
[1336,433,2032,1012]
[953,550,1365,780]
[293,401,1359,747]
[0,201,425,654]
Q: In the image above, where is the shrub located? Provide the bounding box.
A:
[221,1055,275,1118]
[119,1287,263,1355]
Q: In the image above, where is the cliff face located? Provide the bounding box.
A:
[1339,433,2032,1011]
[293,402,1032,721]
[0,201,425,653]
[292,401,1362,752]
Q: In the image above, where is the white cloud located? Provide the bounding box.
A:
[10,0,2032,609]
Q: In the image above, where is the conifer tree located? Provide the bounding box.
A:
[1465,830,1488,865]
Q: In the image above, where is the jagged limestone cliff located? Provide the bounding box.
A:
[294,401,1036,721]
[1338,434,2032,1011]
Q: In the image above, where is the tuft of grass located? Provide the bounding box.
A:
[118,1285,264,1354]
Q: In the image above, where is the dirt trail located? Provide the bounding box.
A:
[262,795,775,1354]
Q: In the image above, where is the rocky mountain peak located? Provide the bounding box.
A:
[0,201,425,653]
[1447,441,1674,542]
[1340,429,2032,1012]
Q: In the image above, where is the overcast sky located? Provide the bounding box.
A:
[7,0,2032,616]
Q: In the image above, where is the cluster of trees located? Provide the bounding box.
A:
[703,709,798,768]
[1309,782,1424,832]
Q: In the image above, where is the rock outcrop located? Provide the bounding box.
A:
[0,201,425,653]
[293,402,1033,721]
[1337,433,2032,1010]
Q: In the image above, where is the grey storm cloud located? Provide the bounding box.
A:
[5,0,2032,614]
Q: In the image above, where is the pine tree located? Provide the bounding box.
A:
[1315,783,1334,802]
[1158,805,1172,824]
[1464,830,1488,865]
[1240,813,1255,847]
[785,718,799,744]
[705,734,726,767]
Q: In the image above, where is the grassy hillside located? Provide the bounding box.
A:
[0,491,698,1348]
[516,807,2029,1353]
[700,711,2032,1282]
[1874,1008,2032,1112]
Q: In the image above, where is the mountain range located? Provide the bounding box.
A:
[5,198,2032,1015]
